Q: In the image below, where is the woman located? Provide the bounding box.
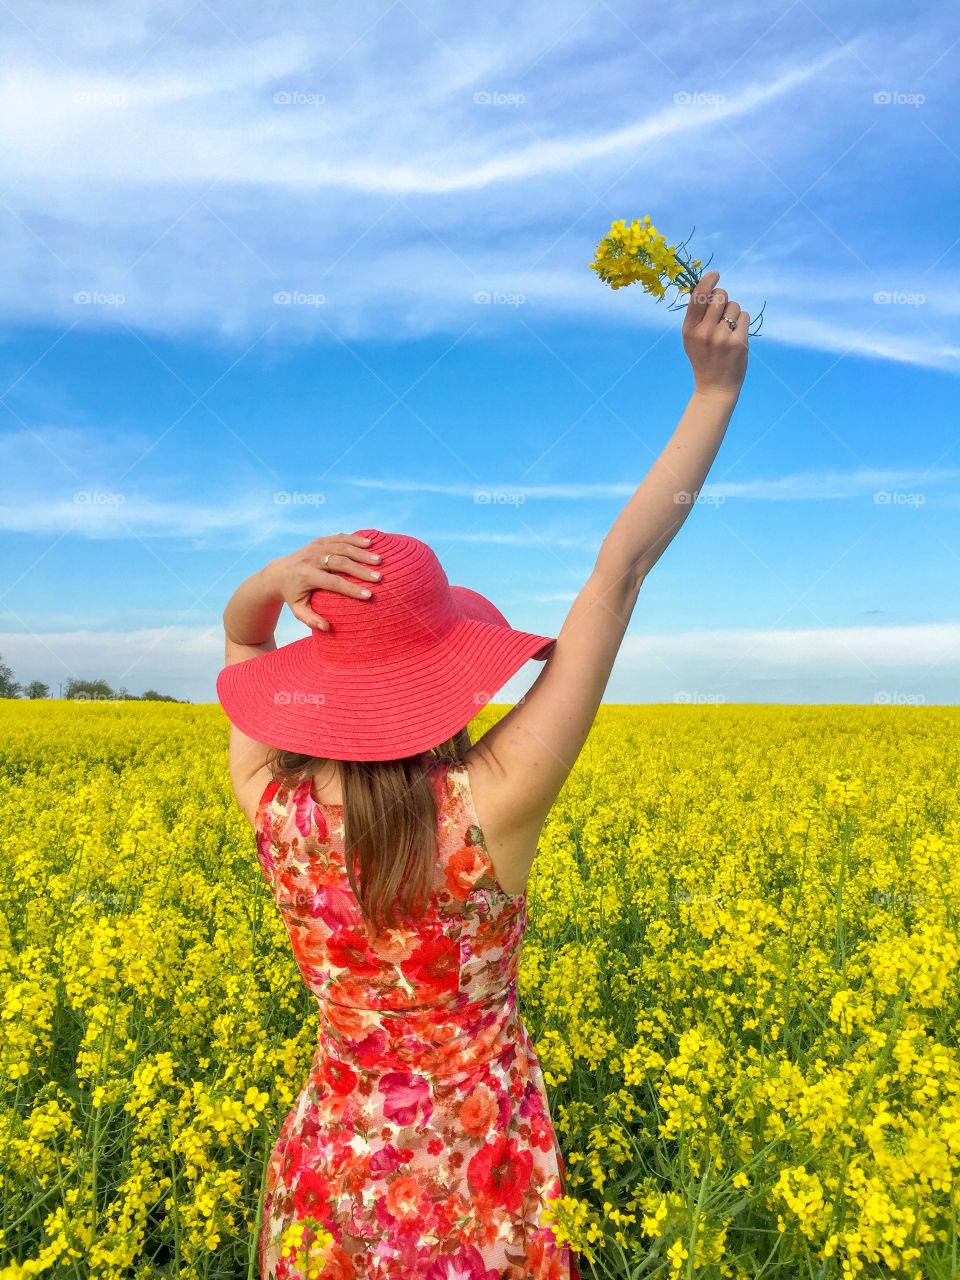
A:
[217,270,748,1278]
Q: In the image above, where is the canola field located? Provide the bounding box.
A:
[1,700,959,1280]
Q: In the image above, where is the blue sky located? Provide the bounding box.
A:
[1,0,958,705]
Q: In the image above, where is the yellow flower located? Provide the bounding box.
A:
[589,215,699,296]
[590,215,765,330]
[540,1194,605,1263]
[667,1236,689,1269]
[0,700,955,1274]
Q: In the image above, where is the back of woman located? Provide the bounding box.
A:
[218,268,748,1277]
[252,753,578,1277]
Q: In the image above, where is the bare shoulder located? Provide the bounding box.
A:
[462,741,546,897]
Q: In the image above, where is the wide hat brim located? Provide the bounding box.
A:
[216,584,556,761]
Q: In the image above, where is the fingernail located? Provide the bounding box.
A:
[361,588,372,597]
[371,571,382,580]
[372,553,382,562]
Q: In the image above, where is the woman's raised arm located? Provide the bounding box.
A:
[471,270,749,832]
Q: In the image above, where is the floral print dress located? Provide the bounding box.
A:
[253,757,580,1279]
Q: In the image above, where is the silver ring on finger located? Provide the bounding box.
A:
[723,307,739,331]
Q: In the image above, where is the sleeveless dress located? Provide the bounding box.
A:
[253,756,581,1280]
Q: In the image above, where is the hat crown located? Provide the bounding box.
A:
[308,529,457,664]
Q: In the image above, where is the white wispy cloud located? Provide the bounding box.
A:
[768,312,960,373]
[0,493,286,539]
[423,528,591,548]
[1,619,955,705]
[0,0,954,368]
[619,622,960,672]
[251,47,848,196]
[2,429,954,545]
[348,468,959,501]
[609,622,960,704]
[0,13,843,194]
[0,491,589,544]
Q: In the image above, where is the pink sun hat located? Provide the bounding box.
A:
[216,528,557,761]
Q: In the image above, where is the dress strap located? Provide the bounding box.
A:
[252,773,323,892]
[434,757,527,903]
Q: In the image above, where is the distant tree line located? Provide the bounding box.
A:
[0,654,187,702]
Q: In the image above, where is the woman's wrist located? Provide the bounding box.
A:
[257,557,284,597]
[691,382,741,407]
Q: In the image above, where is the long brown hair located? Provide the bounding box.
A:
[266,726,473,936]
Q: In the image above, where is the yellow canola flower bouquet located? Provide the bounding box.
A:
[590,215,765,334]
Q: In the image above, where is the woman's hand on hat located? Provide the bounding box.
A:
[269,533,382,632]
